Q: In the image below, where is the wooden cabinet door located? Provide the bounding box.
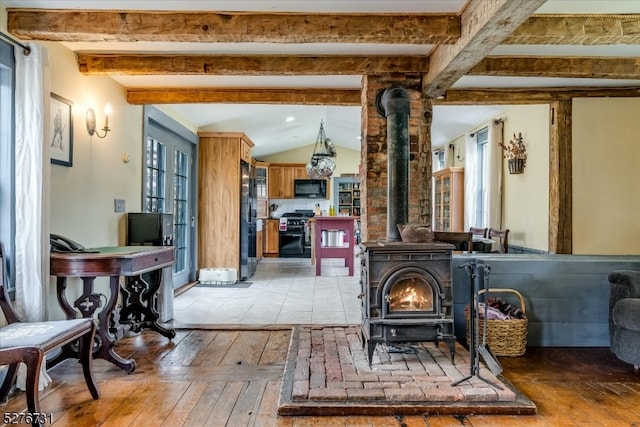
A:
[281,167,295,198]
[240,138,252,163]
[268,166,282,198]
[265,219,280,255]
[432,167,464,231]
[256,229,263,261]
[294,166,308,179]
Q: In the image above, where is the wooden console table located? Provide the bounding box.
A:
[313,216,356,276]
[50,246,176,373]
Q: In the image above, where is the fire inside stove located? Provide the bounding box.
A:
[387,277,434,312]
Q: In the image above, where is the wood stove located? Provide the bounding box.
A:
[360,241,456,365]
[359,84,456,365]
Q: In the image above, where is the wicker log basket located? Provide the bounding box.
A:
[465,288,528,357]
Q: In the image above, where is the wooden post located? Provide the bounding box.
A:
[549,100,573,254]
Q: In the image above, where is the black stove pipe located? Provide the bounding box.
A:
[376,85,410,242]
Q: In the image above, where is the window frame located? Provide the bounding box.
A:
[0,39,16,292]
[475,127,489,228]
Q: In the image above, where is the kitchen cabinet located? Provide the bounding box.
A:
[294,165,308,179]
[197,132,255,279]
[268,163,304,199]
[241,139,252,163]
[264,219,280,256]
[432,167,464,232]
[333,177,360,217]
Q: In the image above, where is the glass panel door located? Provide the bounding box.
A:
[144,135,194,289]
[172,146,190,286]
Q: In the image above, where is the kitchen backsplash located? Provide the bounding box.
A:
[269,199,331,218]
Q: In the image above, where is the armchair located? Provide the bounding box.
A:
[608,270,640,370]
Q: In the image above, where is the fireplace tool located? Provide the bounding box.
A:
[477,264,503,376]
[452,262,503,388]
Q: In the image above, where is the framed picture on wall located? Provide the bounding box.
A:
[49,93,73,167]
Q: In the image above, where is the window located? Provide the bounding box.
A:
[145,137,166,213]
[475,128,489,227]
[173,150,188,273]
[0,39,16,290]
[433,149,445,171]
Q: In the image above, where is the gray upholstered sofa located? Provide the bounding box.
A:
[609,270,640,370]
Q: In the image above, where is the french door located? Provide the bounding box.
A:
[145,110,197,289]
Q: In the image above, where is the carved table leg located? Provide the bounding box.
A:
[120,269,176,340]
[95,276,136,372]
[50,275,136,373]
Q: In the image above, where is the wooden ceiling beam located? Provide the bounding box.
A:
[505,14,640,45]
[77,54,429,76]
[423,0,547,99]
[7,9,460,44]
[438,87,640,105]
[469,56,640,79]
[126,87,361,106]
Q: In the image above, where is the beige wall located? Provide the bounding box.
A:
[501,104,550,252]
[573,98,640,255]
[46,42,143,247]
[43,42,144,318]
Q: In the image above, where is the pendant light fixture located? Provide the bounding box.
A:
[306,120,337,179]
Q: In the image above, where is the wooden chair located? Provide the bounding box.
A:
[469,227,488,238]
[434,231,473,253]
[487,228,510,253]
[0,242,99,426]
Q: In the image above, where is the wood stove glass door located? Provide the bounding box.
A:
[385,273,437,315]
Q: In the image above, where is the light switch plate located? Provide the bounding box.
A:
[114,199,126,212]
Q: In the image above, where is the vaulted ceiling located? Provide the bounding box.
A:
[4,0,640,157]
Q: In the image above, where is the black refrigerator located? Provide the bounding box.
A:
[240,160,257,280]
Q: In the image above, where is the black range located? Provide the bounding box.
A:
[278,210,314,258]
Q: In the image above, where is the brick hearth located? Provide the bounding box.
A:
[278,325,536,416]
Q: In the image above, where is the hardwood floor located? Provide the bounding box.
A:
[2,329,640,426]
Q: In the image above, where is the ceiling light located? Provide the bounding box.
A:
[285,116,295,122]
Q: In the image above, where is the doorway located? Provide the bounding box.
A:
[143,106,198,289]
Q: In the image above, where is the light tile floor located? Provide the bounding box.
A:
[173,257,362,327]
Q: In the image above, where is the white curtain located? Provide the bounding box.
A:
[486,119,504,229]
[463,132,477,230]
[14,42,52,391]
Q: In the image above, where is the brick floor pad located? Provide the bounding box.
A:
[278,325,536,416]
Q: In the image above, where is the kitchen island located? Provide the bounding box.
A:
[310,216,356,276]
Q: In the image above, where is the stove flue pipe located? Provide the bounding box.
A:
[376,85,410,242]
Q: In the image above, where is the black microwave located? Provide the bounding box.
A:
[294,179,327,199]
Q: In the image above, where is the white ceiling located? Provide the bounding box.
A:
[4,0,640,157]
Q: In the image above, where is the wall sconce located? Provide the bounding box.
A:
[86,103,111,138]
